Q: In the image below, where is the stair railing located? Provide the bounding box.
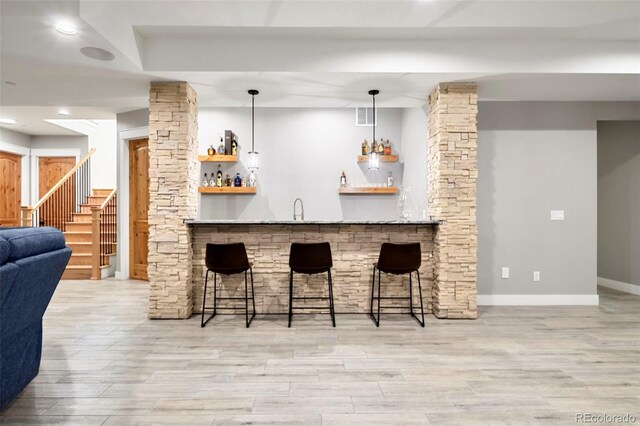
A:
[91,190,117,280]
[21,148,96,229]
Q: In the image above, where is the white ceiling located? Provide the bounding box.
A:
[1,0,639,135]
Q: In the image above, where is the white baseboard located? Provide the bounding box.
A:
[477,294,599,306]
[598,277,640,295]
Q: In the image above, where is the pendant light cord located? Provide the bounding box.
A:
[251,94,255,152]
[372,93,376,143]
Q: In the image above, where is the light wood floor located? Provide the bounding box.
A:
[1,281,639,425]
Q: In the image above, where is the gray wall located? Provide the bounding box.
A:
[400,106,429,219]
[0,127,31,147]
[117,108,149,132]
[30,135,88,155]
[198,107,421,221]
[597,121,640,286]
[477,102,640,297]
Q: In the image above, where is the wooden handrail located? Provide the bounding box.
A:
[91,190,117,280]
[99,189,117,210]
[29,148,96,211]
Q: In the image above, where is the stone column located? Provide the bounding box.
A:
[427,83,478,319]
[147,82,199,319]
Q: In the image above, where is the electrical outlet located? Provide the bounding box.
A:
[550,210,565,221]
[533,271,540,282]
[501,267,510,279]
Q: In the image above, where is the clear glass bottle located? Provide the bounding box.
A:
[207,145,215,156]
[387,171,394,187]
[378,138,385,154]
[217,136,225,155]
[209,173,215,187]
[248,170,256,187]
[340,170,347,188]
[202,173,209,187]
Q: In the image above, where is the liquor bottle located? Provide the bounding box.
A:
[225,174,232,187]
[361,139,369,155]
[234,173,242,187]
[231,138,238,156]
[340,170,347,188]
[207,145,215,156]
[249,171,256,187]
[384,139,391,156]
[378,138,385,154]
[371,139,378,154]
[202,173,209,187]
[209,173,215,187]
[218,136,225,155]
[216,165,223,187]
[387,171,394,187]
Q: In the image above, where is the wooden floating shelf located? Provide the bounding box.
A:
[198,155,237,162]
[357,155,398,163]
[338,187,399,195]
[198,187,256,194]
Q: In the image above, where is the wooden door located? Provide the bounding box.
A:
[0,151,21,227]
[129,139,149,281]
[38,156,75,228]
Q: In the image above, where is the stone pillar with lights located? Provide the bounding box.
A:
[427,82,478,319]
[147,82,199,319]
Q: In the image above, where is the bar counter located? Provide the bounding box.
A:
[189,220,438,314]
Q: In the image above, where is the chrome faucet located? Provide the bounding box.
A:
[293,198,304,221]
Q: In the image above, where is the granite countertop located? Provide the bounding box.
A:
[186,220,440,225]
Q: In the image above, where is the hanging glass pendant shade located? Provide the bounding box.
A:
[368,90,380,171]
[248,89,259,170]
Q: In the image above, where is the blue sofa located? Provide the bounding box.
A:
[0,227,71,410]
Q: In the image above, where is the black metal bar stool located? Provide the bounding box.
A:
[201,243,256,328]
[370,242,425,327]
[288,242,336,328]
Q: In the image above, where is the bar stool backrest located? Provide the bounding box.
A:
[377,242,421,274]
[289,242,333,274]
[205,243,250,274]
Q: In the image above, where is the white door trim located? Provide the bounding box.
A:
[116,126,149,279]
[0,141,30,205]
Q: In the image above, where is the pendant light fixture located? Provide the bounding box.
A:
[247,89,260,171]
[368,89,380,171]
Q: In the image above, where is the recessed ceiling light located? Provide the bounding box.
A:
[0,118,16,125]
[80,47,115,61]
[58,109,70,115]
[55,23,77,35]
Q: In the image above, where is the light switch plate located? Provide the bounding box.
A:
[550,210,565,221]
[533,271,540,282]
[501,267,510,279]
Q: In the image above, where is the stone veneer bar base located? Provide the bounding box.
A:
[147,82,199,319]
[427,83,479,319]
[191,224,436,314]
